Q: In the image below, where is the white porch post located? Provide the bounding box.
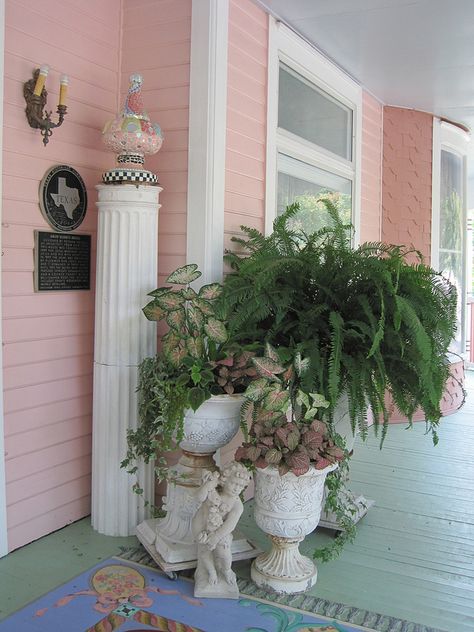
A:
[0,0,8,557]
[186,0,229,284]
[91,184,161,536]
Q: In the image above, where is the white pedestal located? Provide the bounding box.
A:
[251,536,317,594]
[91,184,162,536]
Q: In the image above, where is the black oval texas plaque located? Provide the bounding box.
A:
[39,165,87,232]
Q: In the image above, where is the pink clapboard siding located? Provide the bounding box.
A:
[121,0,191,288]
[360,91,383,242]
[221,0,268,477]
[224,0,268,252]
[382,106,433,259]
[2,0,121,552]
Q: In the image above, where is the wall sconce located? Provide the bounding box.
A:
[23,65,68,146]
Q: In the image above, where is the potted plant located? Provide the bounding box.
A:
[235,344,345,593]
[121,263,258,567]
[221,199,458,443]
[221,199,458,560]
[122,263,257,481]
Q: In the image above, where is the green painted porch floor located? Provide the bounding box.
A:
[1,372,473,631]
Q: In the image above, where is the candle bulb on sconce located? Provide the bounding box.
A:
[59,75,68,107]
[33,64,49,96]
[23,66,69,146]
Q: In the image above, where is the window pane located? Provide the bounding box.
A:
[277,154,352,233]
[278,64,352,161]
[439,149,464,353]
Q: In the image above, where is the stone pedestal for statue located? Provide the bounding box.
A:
[91,184,161,536]
[135,399,260,575]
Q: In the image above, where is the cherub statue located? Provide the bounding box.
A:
[192,461,251,598]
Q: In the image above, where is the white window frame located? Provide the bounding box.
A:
[431,118,470,356]
[186,0,229,285]
[265,19,362,243]
[0,0,7,557]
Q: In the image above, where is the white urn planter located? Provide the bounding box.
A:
[136,395,259,574]
[180,395,244,453]
[251,462,337,594]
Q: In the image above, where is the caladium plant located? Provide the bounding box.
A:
[235,343,345,476]
[142,263,257,412]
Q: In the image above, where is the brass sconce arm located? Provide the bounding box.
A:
[24,69,68,147]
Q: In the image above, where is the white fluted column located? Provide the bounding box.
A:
[91,184,161,535]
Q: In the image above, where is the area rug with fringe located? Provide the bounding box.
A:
[117,546,447,632]
[0,554,435,632]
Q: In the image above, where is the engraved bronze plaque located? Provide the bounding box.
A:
[34,231,91,291]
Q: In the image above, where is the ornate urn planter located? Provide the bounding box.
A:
[180,395,243,454]
[137,395,258,575]
[251,462,337,594]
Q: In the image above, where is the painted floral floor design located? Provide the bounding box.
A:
[0,558,375,632]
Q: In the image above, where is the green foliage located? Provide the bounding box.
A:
[143,264,257,407]
[121,355,187,482]
[121,264,258,499]
[235,345,345,477]
[221,199,458,444]
[235,344,352,560]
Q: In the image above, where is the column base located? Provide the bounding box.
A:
[137,518,260,574]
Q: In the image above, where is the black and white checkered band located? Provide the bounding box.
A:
[117,153,145,165]
[102,169,158,184]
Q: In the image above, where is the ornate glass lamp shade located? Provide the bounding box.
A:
[102,74,163,184]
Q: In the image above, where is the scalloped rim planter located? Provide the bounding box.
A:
[251,463,337,594]
[136,395,256,571]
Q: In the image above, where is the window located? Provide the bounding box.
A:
[266,21,362,241]
[432,120,469,355]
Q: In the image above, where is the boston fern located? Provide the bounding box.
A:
[221,199,458,444]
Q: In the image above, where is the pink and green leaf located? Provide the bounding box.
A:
[142,300,166,321]
[186,336,205,359]
[246,445,262,462]
[264,343,280,362]
[147,286,172,297]
[194,298,214,316]
[294,352,310,377]
[252,357,285,379]
[265,448,282,464]
[204,318,228,343]
[199,283,223,300]
[182,287,198,300]
[244,378,270,402]
[187,305,204,331]
[166,308,186,330]
[156,292,186,311]
[287,450,311,476]
[309,393,330,409]
[166,264,201,285]
[263,387,290,412]
[286,429,301,451]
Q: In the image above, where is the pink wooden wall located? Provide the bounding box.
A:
[221,0,268,473]
[121,0,191,287]
[224,0,268,250]
[2,0,388,550]
[360,91,383,242]
[382,106,433,258]
[2,0,121,551]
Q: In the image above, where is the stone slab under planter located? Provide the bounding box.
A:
[136,518,260,576]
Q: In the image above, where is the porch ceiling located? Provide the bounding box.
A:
[258,0,474,185]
